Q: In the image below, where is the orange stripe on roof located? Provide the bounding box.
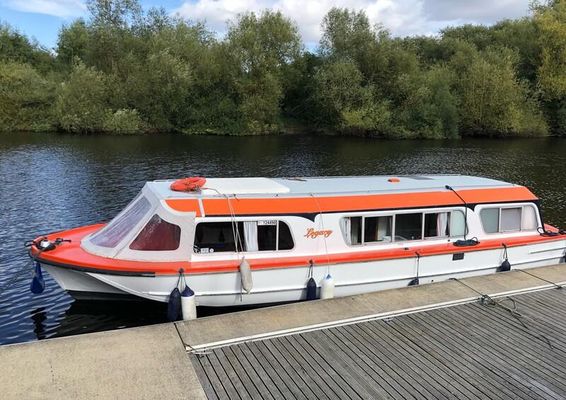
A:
[165,187,537,216]
[164,199,202,216]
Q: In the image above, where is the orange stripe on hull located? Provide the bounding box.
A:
[33,226,565,276]
[165,187,537,216]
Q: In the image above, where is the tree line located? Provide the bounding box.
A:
[0,0,564,138]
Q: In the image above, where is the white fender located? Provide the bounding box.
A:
[320,274,335,299]
[181,287,197,320]
[240,258,253,293]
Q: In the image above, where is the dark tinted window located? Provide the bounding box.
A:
[258,224,277,251]
[395,213,422,241]
[130,214,181,251]
[278,222,294,250]
[194,222,245,253]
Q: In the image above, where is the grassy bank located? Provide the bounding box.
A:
[1,0,565,138]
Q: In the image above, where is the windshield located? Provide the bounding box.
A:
[90,195,152,248]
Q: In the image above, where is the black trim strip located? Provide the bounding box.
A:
[34,256,156,277]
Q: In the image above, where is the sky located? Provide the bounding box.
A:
[0,0,532,50]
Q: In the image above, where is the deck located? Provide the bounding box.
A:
[191,288,566,400]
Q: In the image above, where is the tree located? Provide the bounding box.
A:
[55,62,109,133]
[0,61,54,131]
[227,11,302,132]
[454,47,547,136]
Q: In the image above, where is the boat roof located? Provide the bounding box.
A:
[147,175,518,199]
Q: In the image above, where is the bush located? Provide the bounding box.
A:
[0,61,55,131]
[55,62,108,133]
[102,109,143,134]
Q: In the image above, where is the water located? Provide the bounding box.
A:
[1,132,565,345]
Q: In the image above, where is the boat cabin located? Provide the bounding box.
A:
[80,175,542,263]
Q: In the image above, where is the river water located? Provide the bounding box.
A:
[1,132,565,345]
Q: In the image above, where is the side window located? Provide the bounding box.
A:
[481,208,499,233]
[194,220,294,253]
[395,213,422,241]
[257,221,277,251]
[364,216,393,243]
[278,222,294,250]
[480,205,538,234]
[449,211,466,237]
[194,222,245,253]
[130,214,181,251]
[500,207,522,232]
[424,211,466,238]
[424,212,449,238]
[522,206,538,230]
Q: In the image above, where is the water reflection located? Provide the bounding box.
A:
[1,132,566,345]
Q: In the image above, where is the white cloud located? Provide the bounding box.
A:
[173,0,531,44]
[3,0,86,18]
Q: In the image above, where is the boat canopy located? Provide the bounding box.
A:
[81,184,195,261]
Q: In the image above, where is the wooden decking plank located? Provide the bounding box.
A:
[307,329,397,399]
[456,304,566,385]
[251,340,309,400]
[458,307,566,395]
[237,344,287,400]
[213,348,253,400]
[363,318,494,400]
[222,346,265,400]
[346,322,454,400]
[269,336,331,400]
[326,326,424,400]
[190,354,222,400]
[206,350,243,400]
[261,339,321,399]
[405,311,548,400]
[429,306,566,399]
[287,334,360,400]
[386,316,526,400]
[295,332,373,400]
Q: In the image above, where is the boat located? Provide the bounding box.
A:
[29,175,566,306]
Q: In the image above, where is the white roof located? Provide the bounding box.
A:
[147,175,516,199]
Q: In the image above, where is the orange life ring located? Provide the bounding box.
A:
[170,177,206,192]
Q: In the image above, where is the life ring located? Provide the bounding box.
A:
[170,177,206,192]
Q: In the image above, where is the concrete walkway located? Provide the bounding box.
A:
[1,264,565,399]
[0,324,206,400]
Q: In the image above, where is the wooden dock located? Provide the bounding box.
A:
[191,288,566,400]
[2,264,566,399]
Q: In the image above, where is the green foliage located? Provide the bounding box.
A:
[103,109,143,134]
[55,62,109,133]
[0,61,55,131]
[0,1,564,137]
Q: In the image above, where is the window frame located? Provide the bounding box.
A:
[479,203,540,235]
[342,207,467,247]
[192,218,295,254]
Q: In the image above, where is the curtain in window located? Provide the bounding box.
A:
[243,221,259,252]
[436,212,449,237]
[341,218,352,245]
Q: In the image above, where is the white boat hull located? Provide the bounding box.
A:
[41,239,566,306]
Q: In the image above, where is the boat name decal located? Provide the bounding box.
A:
[304,228,333,239]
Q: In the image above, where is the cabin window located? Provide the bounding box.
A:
[364,216,393,243]
[395,213,422,241]
[480,205,538,234]
[343,215,392,245]
[129,215,181,251]
[343,209,466,245]
[194,220,294,253]
[194,222,245,253]
[424,211,466,238]
[90,196,151,248]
